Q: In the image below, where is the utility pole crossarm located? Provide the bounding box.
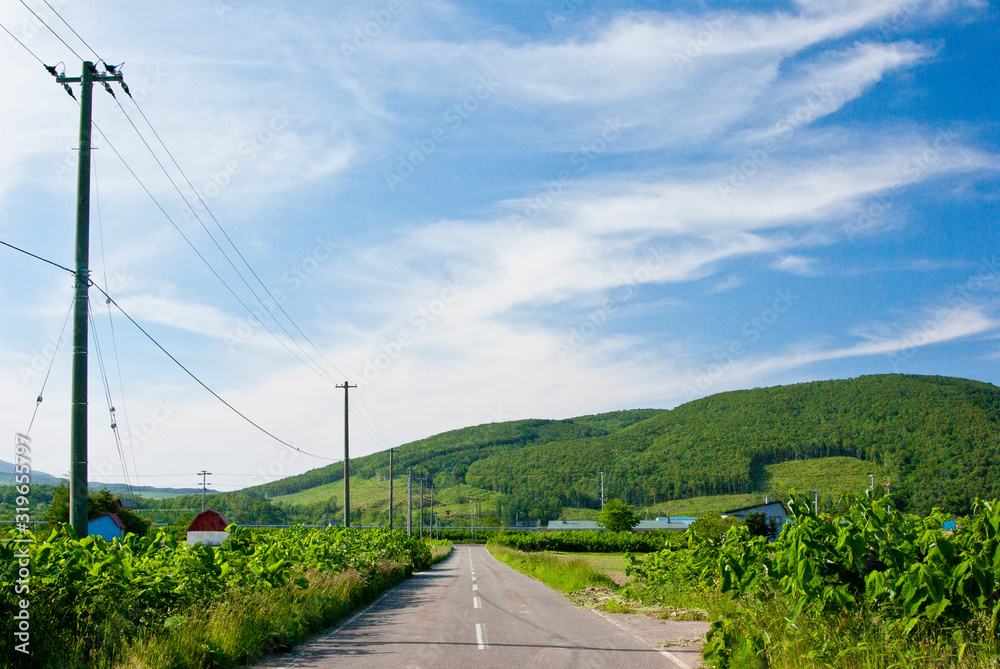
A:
[199,471,212,513]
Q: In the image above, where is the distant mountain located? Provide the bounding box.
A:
[88,483,213,500]
[0,462,212,499]
[242,375,1000,520]
[0,460,63,487]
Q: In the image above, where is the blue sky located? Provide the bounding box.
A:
[0,0,997,491]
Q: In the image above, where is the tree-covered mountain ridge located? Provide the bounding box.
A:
[247,374,1000,516]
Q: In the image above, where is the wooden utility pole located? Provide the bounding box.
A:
[56,62,123,538]
[388,449,394,530]
[337,382,357,528]
[199,470,212,512]
[407,469,412,537]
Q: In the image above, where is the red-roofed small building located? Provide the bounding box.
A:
[186,509,231,546]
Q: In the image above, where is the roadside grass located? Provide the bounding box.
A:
[427,540,453,564]
[487,546,711,620]
[110,562,410,669]
[487,546,618,594]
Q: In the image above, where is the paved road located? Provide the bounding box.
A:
[257,545,705,669]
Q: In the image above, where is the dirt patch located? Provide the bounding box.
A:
[570,587,709,621]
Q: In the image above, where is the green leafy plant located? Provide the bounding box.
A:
[598,500,640,532]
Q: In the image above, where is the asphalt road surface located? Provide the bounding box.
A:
[256,545,706,669]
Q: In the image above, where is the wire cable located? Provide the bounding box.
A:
[89,304,137,503]
[2,11,393,463]
[24,295,75,436]
[0,294,74,513]
[0,240,334,462]
[16,0,83,61]
[109,96,342,384]
[0,239,74,274]
[0,20,49,67]
[40,0,100,61]
[11,1,396,462]
[125,98,349,374]
[93,153,143,490]
[93,110,340,385]
[91,283,337,461]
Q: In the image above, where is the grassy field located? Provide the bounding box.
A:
[545,552,630,585]
[271,477,505,526]
[633,456,890,518]
[487,547,711,620]
[487,546,619,594]
[271,456,889,524]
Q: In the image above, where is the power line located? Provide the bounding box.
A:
[88,120,340,386]
[40,0,101,61]
[93,153,142,490]
[89,304,137,503]
[0,240,335,462]
[0,239,73,274]
[4,11,395,462]
[0,20,48,66]
[92,282,337,461]
[16,0,83,61]
[6,9,342,389]
[123,96,350,382]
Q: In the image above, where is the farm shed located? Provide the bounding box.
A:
[186,509,231,546]
[88,513,125,541]
[634,519,688,532]
[722,500,789,526]
[546,520,600,531]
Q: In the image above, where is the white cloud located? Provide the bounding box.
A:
[709,274,746,294]
[773,255,822,276]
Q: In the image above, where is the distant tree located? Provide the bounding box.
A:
[767,517,782,541]
[744,511,769,538]
[46,484,151,537]
[599,499,639,532]
[688,514,741,542]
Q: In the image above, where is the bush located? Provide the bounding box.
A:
[598,500,639,532]
[489,529,679,553]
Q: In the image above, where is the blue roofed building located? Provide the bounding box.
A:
[88,513,125,542]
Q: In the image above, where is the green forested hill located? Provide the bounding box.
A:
[234,374,1000,522]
